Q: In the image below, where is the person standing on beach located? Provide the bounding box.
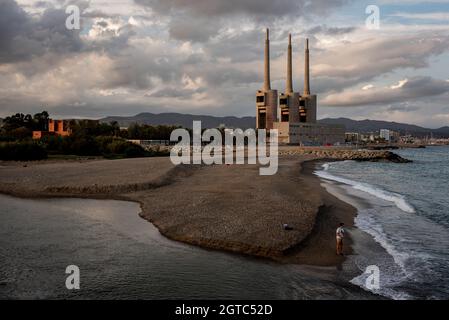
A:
[336,223,345,255]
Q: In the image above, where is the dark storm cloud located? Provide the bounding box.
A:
[168,15,222,42]
[135,0,296,17]
[148,87,205,98]
[135,0,350,17]
[205,28,288,64]
[134,0,351,42]
[0,0,84,63]
[201,67,260,86]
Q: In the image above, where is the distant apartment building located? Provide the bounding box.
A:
[380,129,400,143]
[380,129,390,141]
[33,119,72,139]
[345,132,360,144]
[391,131,400,143]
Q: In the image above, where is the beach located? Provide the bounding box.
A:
[0,147,407,298]
[0,151,372,264]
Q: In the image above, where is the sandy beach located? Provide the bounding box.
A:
[0,147,407,299]
[0,148,396,266]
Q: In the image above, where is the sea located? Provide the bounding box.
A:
[314,145,449,299]
[1,146,448,300]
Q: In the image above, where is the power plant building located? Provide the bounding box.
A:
[256,29,345,145]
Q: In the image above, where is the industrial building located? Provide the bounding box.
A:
[256,29,345,146]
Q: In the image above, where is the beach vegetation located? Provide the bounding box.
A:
[0,141,47,161]
[0,111,175,160]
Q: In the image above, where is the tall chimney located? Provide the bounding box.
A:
[286,34,293,94]
[304,38,310,96]
[263,28,271,91]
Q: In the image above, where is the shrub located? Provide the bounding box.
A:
[124,144,145,158]
[95,136,115,153]
[0,142,47,161]
[70,135,100,156]
[105,140,145,157]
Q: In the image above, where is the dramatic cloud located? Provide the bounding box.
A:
[167,15,222,43]
[0,0,449,127]
[322,77,449,106]
[0,0,85,63]
[135,0,348,17]
[305,25,356,36]
[314,33,449,81]
[134,0,350,42]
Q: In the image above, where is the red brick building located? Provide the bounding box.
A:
[32,119,72,139]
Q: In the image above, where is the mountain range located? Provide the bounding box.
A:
[101,113,449,138]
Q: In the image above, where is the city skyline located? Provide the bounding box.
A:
[1,0,449,128]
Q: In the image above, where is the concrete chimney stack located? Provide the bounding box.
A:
[286,34,293,94]
[304,38,310,96]
[256,28,278,130]
[263,28,271,91]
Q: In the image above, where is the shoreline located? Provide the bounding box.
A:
[276,159,357,266]
[0,156,358,266]
[0,154,400,266]
[0,151,408,299]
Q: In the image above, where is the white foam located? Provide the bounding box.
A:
[315,164,415,213]
[355,210,410,272]
[350,209,419,300]
[315,163,418,299]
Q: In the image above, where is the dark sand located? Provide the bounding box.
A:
[1,155,388,299]
[281,160,357,266]
[0,156,355,267]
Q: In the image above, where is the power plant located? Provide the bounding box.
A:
[256,29,344,145]
[256,29,278,131]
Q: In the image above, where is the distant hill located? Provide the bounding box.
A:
[100,113,449,138]
[319,118,449,138]
[101,112,255,129]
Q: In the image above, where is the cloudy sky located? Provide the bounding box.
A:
[1,0,448,128]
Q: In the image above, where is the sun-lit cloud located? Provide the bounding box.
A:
[389,12,449,21]
[322,77,449,107]
[0,0,449,128]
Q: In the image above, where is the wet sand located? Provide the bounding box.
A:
[281,160,357,266]
[0,155,356,267]
[0,154,390,298]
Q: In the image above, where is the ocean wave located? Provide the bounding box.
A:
[314,164,415,213]
[355,210,410,272]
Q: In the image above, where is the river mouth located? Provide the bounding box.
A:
[0,194,376,300]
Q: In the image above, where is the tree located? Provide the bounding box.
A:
[33,111,49,131]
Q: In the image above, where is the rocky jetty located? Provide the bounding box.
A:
[279,147,412,163]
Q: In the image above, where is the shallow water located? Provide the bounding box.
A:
[315,146,449,300]
[0,195,371,299]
